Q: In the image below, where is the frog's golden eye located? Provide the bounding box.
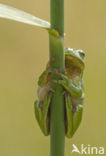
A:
[78,50,85,59]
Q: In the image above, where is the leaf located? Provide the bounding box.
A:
[0,3,50,29]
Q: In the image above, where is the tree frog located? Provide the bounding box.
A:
[34,48,85,138]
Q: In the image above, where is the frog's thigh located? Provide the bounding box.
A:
[65,94,73,138]
[72,104,83,136]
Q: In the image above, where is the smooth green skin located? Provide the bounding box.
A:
[34,48,85,138]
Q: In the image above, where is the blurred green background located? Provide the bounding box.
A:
[0,0,106,156]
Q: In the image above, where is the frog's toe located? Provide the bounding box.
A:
[60,74,69,81]
[58,79,68,86]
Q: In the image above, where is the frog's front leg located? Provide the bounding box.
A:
[34,92,52,136]
[53,73,84,98]
[65,94,83,138]
[38,68,51,86]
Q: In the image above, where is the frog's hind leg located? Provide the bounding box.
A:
[34,92,52,136]
[41,92,52,135]
[34,99,43,133]
[65,94,83,138]
[72,104,83,136]
[65,94,73,138]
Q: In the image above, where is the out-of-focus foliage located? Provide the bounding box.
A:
[0,0,105,156]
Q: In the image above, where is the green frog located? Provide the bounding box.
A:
[34,48,85,138]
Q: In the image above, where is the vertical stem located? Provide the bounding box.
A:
[50,0,65,156]
[51,0,64,36]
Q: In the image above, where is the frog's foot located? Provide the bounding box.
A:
[43,68,59,76]
[52,72,69,82]
[51,73,70,89]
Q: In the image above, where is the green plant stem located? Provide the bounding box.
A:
[50,0,65,156]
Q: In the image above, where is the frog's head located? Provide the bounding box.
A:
[65,48,85,76]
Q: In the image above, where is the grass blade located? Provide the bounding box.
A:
[0,3,50,29]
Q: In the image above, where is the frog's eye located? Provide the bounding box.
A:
[78,50,85,59]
